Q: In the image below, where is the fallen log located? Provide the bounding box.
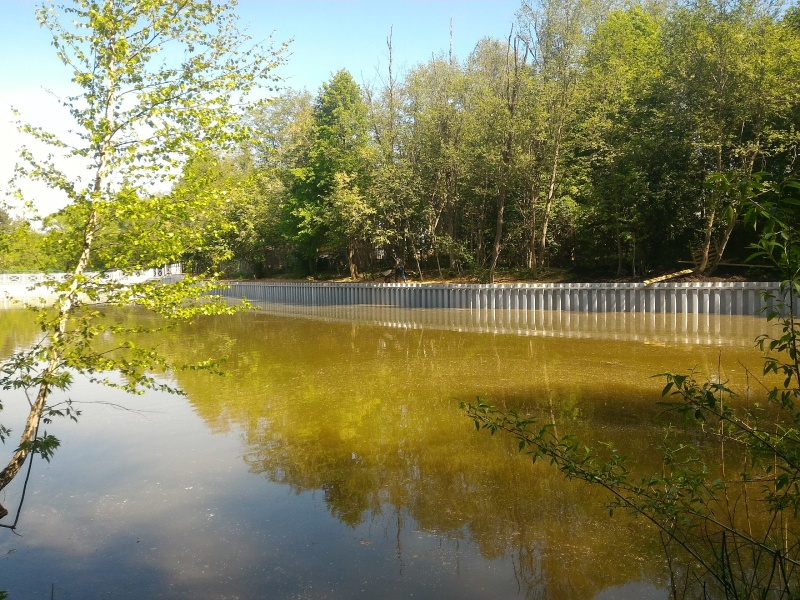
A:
[643,269,695,285]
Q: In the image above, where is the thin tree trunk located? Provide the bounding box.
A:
[434,237,443,278]
[0,207,99,517]
[488,183,506,284]
[446,205,457,272]
[698,203,716,274]
[529,185,538,277]
[699,145,726,274]
[348,240,358,280]
[709,211,736,275]
[411,243,424,282]
[538,122,562,268]
[446,174,457,272]
[489,31,523,284]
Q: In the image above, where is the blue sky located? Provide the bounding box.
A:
[0,0,521,216]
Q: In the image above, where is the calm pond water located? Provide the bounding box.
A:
[0,306,772,599]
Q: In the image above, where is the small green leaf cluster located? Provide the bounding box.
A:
[18,434,60,463]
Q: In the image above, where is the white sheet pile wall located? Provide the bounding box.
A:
[213,281,799,316]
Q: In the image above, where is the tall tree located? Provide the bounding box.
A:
[392,55,468,277]
[517,0,603,270]
[0,0,284,520]
[464,36,529,283]
[576,5,665,275]
[287,70,373,278]
[661,0,800,272]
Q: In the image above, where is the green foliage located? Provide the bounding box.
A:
[746,178,800,296]
[0,211,58,272]
[283,70,375,276]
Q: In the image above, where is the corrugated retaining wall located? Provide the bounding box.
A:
[213,281,799,316]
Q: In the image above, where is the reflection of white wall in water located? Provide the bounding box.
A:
[215,281,799,318]
[0,266,183,302]
[244,303,769,347]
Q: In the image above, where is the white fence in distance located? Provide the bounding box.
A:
[0,265,183,304]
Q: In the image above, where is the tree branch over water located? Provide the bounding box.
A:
[0,0,287,524]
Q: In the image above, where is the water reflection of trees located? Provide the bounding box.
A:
[0,309,41,359]
[162,311,764,598]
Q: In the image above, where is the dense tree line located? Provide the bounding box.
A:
[15,0,800,281]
